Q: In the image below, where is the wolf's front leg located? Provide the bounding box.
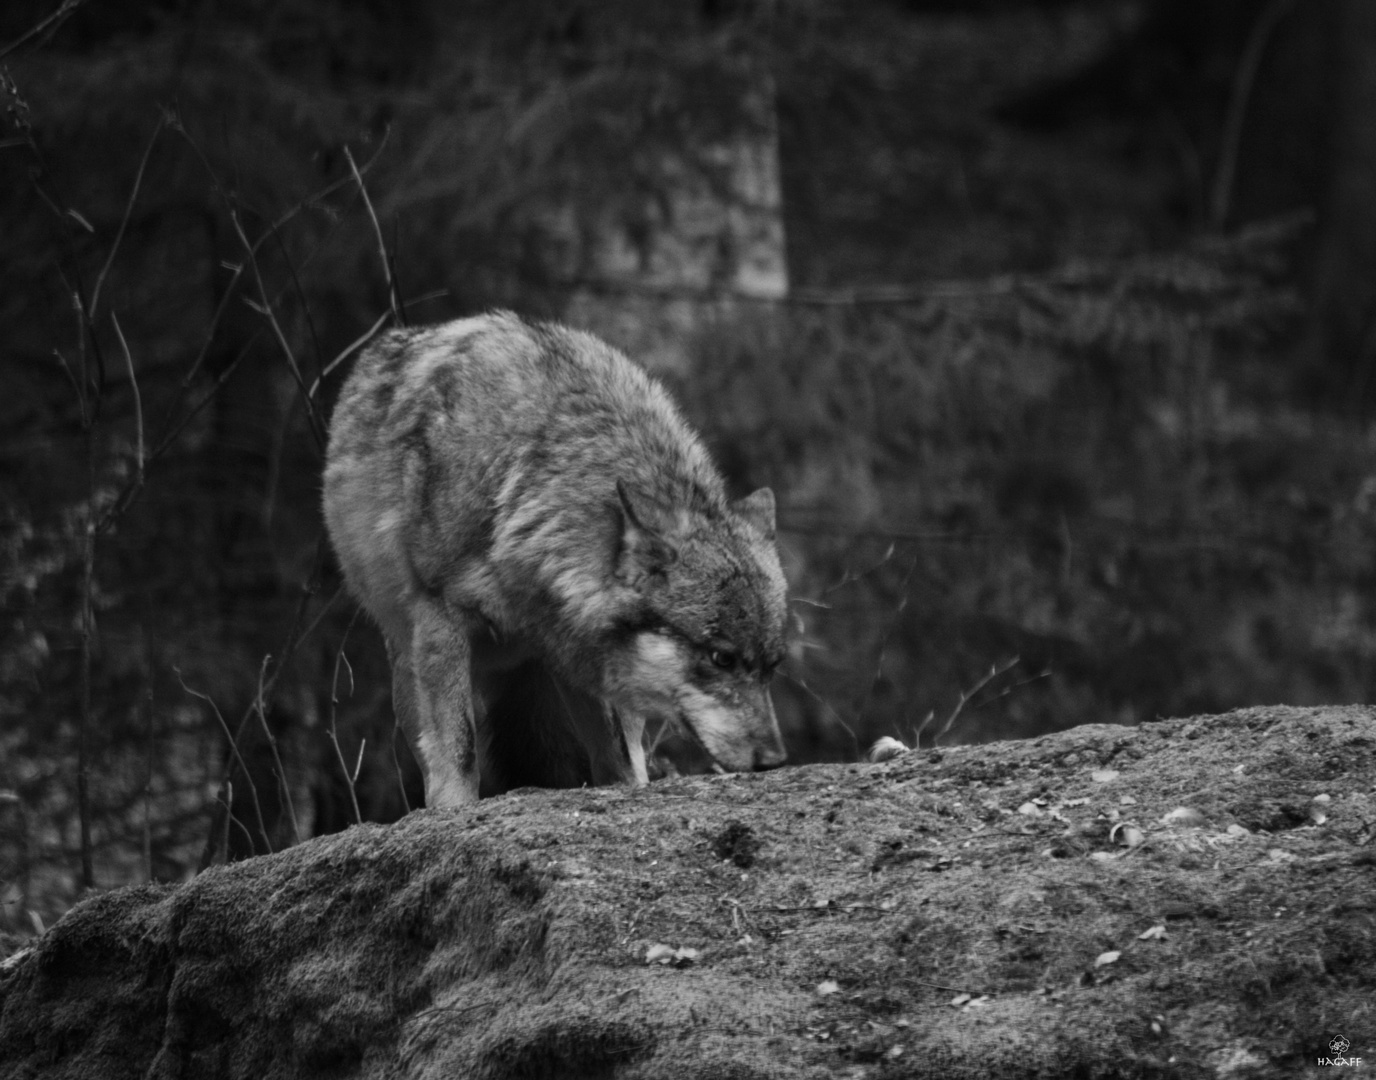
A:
[398,600,481,808]
[612,705,650,786]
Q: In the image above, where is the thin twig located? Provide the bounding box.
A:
[934,657,1020,746]
[308,288,446,400]
[98,328,260,535]
[218,784,256,862]
[966,667,1051,714]
[778,669,860,761]
[98,321,255,534]
[822,539,899,598]
[852,549,919,728]
[260,378,298,531]
[290,576,346,650]
[0,0,87,63]
[39,172,109,895]
[75,294,95,892]
[196,549,340,871]
[309,310,391,399]
[176,262,246,393]
[261,125,392,238]
[69,279,106,417]
[149,331,261,460]
[252,654,302,846]
[1209,0,1298,229]
[168,121,390,454]
[219,783,233,865]
[110,312,144,488]
[352,739,367,785]
[911,709,937,748]
[232,204,327,450]
[345,145,403,326]
[142,679,154,883]
[391,724,412,815]
[90,119,165,321]
[172,115,392,261]
[328,609,364,826]
[267,221,327,382]
[50,349,82,416]
[176,669,271,855]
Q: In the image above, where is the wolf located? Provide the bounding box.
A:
[323,311,788,808]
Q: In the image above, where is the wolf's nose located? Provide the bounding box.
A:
[752,746,787,771]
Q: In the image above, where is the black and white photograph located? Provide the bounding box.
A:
[0,1,1372,1075]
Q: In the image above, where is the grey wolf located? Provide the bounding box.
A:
[323,312,788,808]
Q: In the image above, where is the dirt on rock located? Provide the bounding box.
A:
[2,705,1373,1079]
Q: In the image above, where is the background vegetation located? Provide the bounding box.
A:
[2,0,1374,928]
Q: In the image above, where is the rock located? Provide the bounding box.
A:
[2,705,1373,1078]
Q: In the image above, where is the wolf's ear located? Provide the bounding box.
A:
[615,480,687,587]
[732,487,776,541]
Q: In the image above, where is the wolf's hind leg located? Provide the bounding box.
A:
[394,600,481,808]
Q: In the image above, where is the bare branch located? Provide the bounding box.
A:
[0,0,88,63]
[391,726,412,815]
[309,288,447,400]
[911,709,937,748]
[777,668,860,762]
[1210,0,1298,229]
[345,145,403,326]
[328,609,363,826]
[217,782,255,864]
[218,784,233,866]
[261,125,392,242]
[75,348,96,890]
[252,655,302,847]
[170,121,364,452]
[176,669,272,856]
[852,549,919,729]
[148,331,261,461]
[110,312,144,489]
[822,540,899,598]
[141,680,154,883]
[233,208,327,451]
[50,348,82,405]
[309,310,390,400]
[267,222,326,381]
[177,262,246,392]
[90,119,165,322]
[194,555,342,871]
[170,115,392,263]
[934,657,1020,747]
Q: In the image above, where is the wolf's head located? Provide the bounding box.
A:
[604,481,788,773]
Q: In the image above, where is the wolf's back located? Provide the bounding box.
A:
[329,312,719,508]
[326,314,725,613]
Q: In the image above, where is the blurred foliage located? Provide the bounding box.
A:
[1,0,1374,931]
[679,216,1375,764]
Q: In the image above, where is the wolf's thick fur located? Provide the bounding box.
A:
[323,312,788,808]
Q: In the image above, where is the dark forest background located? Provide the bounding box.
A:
[2,0,1375,929]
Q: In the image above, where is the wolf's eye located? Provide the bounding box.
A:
[709,647,738,671]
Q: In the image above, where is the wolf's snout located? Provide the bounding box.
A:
[752,743,787,771]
